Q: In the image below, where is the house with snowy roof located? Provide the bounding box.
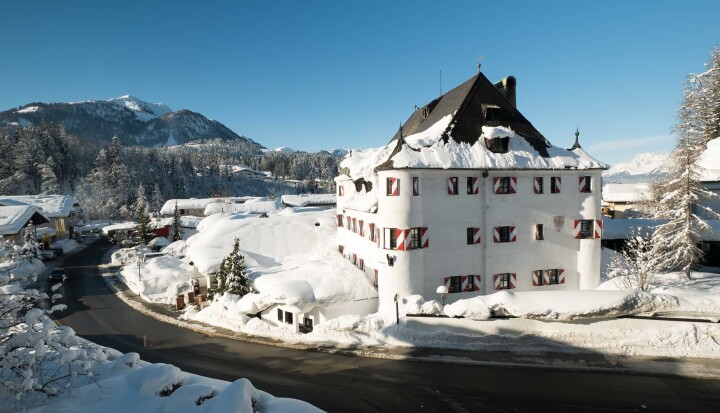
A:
[0,195,76,240]
[0,205,50,244]
[335,70,608,315]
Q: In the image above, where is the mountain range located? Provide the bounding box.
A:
[0,95,263,150]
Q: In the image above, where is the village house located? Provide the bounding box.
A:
[335,70,607,315]
[0,195,76,241]
[0,205,50,244]
[280,194,336,209]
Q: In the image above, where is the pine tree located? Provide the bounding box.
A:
[649,57,720,280]
[132,184,153,244]
[151,183,164,217]
[171,202,183,242]
[21,226,40,261]
[38,156,61,194]
[221,237,253,297]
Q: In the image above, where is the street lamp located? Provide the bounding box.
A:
[436,285,448,308]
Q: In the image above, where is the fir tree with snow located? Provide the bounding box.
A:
[222,237,253,297]
[133,184,153,244]
[171,202,183,242]
[649,57,720,279]
[151,183,164,217]
[21,226,40,261]
[38,156,61,195]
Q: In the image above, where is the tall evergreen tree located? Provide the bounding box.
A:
[38,156,61,194]
[171,202,183,242]
[151,183,164,217]
[214,237,253,297]
[132,184,153,244]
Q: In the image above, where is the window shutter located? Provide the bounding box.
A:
[542,270,550,285]
[510,273,517,289]
[594,219,603,239]
[573,220,581,239]
[369,223,375,240]
[473,275,482,291]
[579,176,586,193]
[396,229,407,251]
[375,228,381,247]
[559,269,565,284]
[535,224,543,240]
[359,220,364,237]
[493,177,500,194]
[493,274,501,290]
[337,214,343,227]
[461,275,469,291]
[534,177,543,194]
[338,186,344,196]
[352,218,357,234]
[388,177,399,196]
[473,227,481,244]
[509,177,517,194]
[555,177,562,193]
[413,177,419,196]
[421,227,429,248]
[448,177,458,195]
[532,270,541,286]
[493,227,500,243]
[443,276,451,290]
[469,177,479,194]
[510,226,517,242]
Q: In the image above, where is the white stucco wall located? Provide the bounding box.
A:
[338,167,603,316]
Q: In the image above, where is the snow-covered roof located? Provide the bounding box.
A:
[185,209,377,309]
[602,218,720,241]
[699,137,720,182]
[229,165,266,176]
[0,195,75,218]
[102,222,137,234]
[602,183,652,203]
[280,194,336,207]
[160,198,223,215]
[0,205,48,235]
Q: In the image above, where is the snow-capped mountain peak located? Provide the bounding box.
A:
[274,146,297,153]
[603,152,670,183]
[107,95,172,120]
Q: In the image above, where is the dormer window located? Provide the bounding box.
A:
[485,137,509,154]
[484,106,501,122]
[422,106,430,119]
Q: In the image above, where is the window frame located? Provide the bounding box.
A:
[277,308,283,321]
[579,220,594,239]
[467,227,475,245]
[535,224,544,240]
[551,177,561,194]
[408,227,421,249]
[498,226,511,243]
[448,177,459,195]
[498,273,511,290]
[580,176,592,193]
[412,176,420,196]
[534,177,544,194]
[497,177,511,194]
[284,311,293,325]
[449,276,463,293]
[546,269,560,285]
[384,228,398,250]
[386,177,399,196]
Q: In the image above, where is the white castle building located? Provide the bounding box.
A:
[335,70,608,315]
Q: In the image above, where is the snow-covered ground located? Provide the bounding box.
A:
[117,255,196,304]
[21,350,321,413]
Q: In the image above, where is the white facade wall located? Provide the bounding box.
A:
[338,168,603,316]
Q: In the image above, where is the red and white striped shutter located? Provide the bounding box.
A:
[346,216,351,229]
[509,226,517,242]
[471,177,479,194]
[534,225,540,240]
[556,177,562,192]
[474,275,482,291]
[443,276,451,291]
[337,214,342,227]
[493,274,501,290]
[421,227,429,248]
[493,227,500,243]
[532,270,541,286]
[352,218,357,234]
[373,269,379,288]
[338,186,344,196]
[369,223,375,240]
[534,177,542,194]
[375,228,381,247]
[396,229,407,251]
[573,220,581,239]
[493,177,500,194]
[390,178,399,196]
[509,177,517,194]
[542,270,550,285]
[510,274,517,289]
[461,275,469,291]
[594,219,603,239]
[359,220,365,236]
[473,227,481,244]
[447,177,456,194]
[579,176,587,192]
[559,269,565,284]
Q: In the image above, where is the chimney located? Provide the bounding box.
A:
[493,76,517,107]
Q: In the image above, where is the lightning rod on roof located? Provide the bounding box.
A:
[477,55,484,73]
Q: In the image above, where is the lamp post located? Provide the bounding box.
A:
[436,285,448,309]
[393,293,399,325]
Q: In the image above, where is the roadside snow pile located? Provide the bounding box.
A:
[443,290,682,321]
[404,295,443,316]
[162,240,188,257]
[50,239,83,253]
[0,257,44,280]
[24,350,322,413]
[117,255,195,304]
[111,248,141,265]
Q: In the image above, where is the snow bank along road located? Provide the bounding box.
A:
[53,239,720,412]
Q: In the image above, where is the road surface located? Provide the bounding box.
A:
[53,239,720,412]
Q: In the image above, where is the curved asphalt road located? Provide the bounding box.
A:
[52,239,720,412]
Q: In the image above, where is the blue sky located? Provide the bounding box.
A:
[1,1,719,165]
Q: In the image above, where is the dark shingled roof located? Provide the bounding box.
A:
[379,72,551,171]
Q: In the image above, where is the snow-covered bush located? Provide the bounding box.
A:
[0,254,107,408]
[608,231,663,291]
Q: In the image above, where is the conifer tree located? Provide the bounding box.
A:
[171,202,183,242]
[38,156,61,194]
[223,237,253,296]
[151,183,164,217]
[133,184,153,244]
